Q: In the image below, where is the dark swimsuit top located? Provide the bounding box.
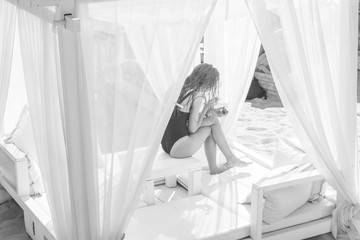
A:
[161,91,193,154]
[161,109,190,154]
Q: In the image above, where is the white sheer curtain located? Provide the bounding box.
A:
[0,0,17,136]
[204,0,260,134]
[246,0,360,238]
[17,8,73,240]
[57,0,217,239]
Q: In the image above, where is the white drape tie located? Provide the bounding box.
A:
[332,203,360,240]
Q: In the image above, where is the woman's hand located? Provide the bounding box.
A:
[188,96,218,133]
[203,98,217,114]
[205,106,229,118]
[212,107,229,117]
[201,115,216,126]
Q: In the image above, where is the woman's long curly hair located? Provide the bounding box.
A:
[177,63,219,106]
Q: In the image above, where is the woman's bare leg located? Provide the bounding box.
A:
[170,126,211,158]
[170,127,228,174]
[170,118,249,174]
[204,135,229,174]
[210,118,250,167]
[204,135,217,171]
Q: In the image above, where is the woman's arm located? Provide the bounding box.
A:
[188,97,215,133]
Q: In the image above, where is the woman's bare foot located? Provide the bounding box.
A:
[209,163,229,175]
[225,155,252,169]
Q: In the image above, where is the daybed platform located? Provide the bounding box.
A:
[125,157,335,240]
[0,141,204,240]
[0,137,336,240]
[0,103,338,240]
[126,195,334,240]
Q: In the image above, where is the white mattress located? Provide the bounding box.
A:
[126,195,250,240]
[125,194,335,240]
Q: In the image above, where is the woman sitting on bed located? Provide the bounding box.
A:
[161,63,250,175]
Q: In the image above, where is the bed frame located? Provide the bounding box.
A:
[0,143,204,240]
[0,143,56,240]
[0,141,336,240]
[0,144,30,196]
[231,140,335,240]
[125,166,334,240]
[249,169,331,240]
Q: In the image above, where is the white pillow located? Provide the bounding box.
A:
[27,155,45,195]
[261,163,325,224]
[273,138,308,169]
[263,182,313,224]
[4,106,38,161]
[238,165,299,204]
[4,106,44,195]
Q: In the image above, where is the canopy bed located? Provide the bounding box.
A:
[0,0,359,239]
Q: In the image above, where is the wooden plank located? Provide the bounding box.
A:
[250,184,264,240]
[259,170,323,192]
[15,159,30,196]
[188,170,201,196]
[144,180,155,205]
[261,217,332,240]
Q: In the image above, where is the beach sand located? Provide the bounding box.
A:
[0,199,30,240]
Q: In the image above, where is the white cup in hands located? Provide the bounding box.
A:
[207,101,229,117]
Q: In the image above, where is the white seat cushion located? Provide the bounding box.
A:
[126,195,250,240]
[262,198,335,233]
[149,151,202,180]
[230,197,335,234]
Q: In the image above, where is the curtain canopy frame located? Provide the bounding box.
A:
[4,0,57,23]
[3,0,79,32]
[18,0,59,8]
[53,14,80,32]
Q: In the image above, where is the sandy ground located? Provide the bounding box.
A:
[0,200,30,240]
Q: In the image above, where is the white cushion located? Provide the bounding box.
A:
[5,106,38,160]
[4,106,44,194]
[263,182,313,224]
[233,198,335,233]
[126,195,250,240]
[262,164,325,224]
[263,198,335,233]
[149,151,202,180]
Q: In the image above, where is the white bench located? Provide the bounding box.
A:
[144,151,203,205]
